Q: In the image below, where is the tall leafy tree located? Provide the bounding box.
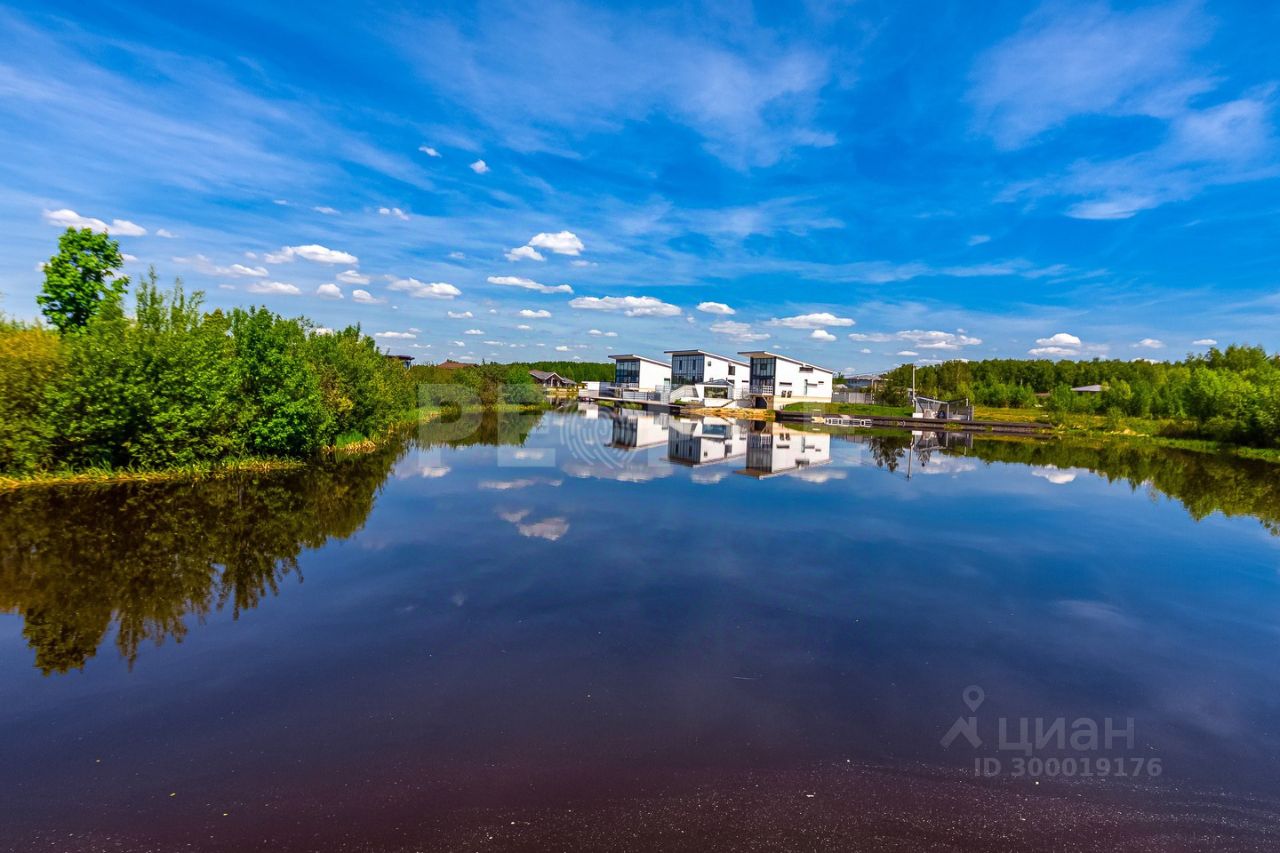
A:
[37,227,129,333]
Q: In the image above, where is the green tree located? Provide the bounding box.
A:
[230,307,328,457]
[37,228,130,333]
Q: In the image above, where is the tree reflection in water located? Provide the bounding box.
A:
[851,428,1280,534]
[962,437,1280,534]
[0,409,548,675]
[0,444,400,674]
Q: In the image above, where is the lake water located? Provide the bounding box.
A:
[3,406,1280,850]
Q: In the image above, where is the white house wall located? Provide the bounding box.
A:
[771,360,833,407]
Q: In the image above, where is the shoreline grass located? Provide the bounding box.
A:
[0,407,450,490]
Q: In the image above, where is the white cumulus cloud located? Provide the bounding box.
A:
[810,329,836,342]
[1028,332,1088,357]
[352,289,385,304]
[1192,338,1217,346]
[568,295,680,317]
[770,312,855,329]
[388,277,461,299]
[896,330,984,351]
[505,245,545,262]
[470,159,490,174]
[464,329,484,335]
[488,275,573,294]
[265,244,358,264]
[247,281,301,295]
[376,331,417,340]
[379,207,410,221]
[1133,337,1165,349]
[527,231,585,256]
[448,310,473,319]
[710,320,770,343]
[1033,332,1082,348]
[419,145,441,157]
[315,283,344,299]
[336,269,369,285]
[43,208,146,236]
[697,301,736,315]
[228,263,267,278]
[518,308,551,318]
[588,329,618,337]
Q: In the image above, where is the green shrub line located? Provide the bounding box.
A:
[865,350,1280,449]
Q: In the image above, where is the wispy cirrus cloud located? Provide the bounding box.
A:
[973,2,1278,219]
[397,3,842,168]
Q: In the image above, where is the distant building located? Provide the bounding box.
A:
[384,354,414,368]
[844,373,886,391]
[737,351,834,409]
[665,349,749,401]
[608,354,671,391]
[529,369,575,388]
[434,359,469,370]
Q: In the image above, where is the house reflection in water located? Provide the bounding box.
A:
[609,408,671,450]
[666,417,749,467]
[737,424,832,478]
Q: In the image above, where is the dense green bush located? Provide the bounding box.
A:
[0,277,416,476]
[0,320,64,474]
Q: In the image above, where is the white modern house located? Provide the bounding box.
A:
[608,354,672,393]
[738,351,834,409]
[737,425,832,478]
[666,417,749,466]
[665,349,750,404]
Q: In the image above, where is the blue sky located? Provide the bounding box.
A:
[1,0,1277,372]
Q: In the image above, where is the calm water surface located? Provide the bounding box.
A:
[3,406,1280,850]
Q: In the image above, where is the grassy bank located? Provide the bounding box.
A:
[0,407,447,490]
[783,402,914,417]
[0,403,560,489]
[0,456,309,491]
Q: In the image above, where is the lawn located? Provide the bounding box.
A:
[973,406,1053,424]
[782,402,913,417]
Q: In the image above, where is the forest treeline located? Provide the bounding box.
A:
[880,349,1280,447]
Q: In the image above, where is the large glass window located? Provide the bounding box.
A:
[750,358,775,393]
[615,361,641,385]
[672,355,702,385]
